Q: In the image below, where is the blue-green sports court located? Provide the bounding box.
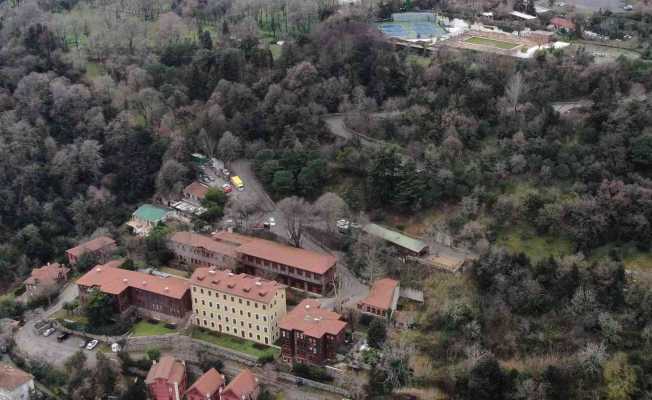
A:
[377,12,448,40]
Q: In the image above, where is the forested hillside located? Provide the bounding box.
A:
[2,0,652,398]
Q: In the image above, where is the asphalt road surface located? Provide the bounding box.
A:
[15,317,99,368]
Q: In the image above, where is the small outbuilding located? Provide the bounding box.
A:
[362,224,429,256]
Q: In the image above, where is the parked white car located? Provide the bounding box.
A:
[43,328,55,337]
[86,339,99,350]
[111,343,121,353]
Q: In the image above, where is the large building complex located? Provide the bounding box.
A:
[76,260,192,321]
[190,268,287,345]
[169,231,337,295]
[279,299,347,365]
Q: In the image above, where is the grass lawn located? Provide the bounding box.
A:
[496,225,574,262]
[131,320,176,336]
[191,328,279,359]
[465,36,519,49]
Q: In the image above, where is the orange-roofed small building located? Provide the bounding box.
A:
[184,368,225,400]
[356,278,400,320]
[66,236,117,265]
[279,299,347,365]
[24,262,70,297]
[146,355,187,400]
[220,369,259,400]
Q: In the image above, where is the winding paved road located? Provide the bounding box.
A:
[229,160,369,307]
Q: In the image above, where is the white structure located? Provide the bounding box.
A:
[0,363,34,400]
[510,11,537,20]
[535,5,551,13]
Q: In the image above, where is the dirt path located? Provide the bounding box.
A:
[322,112,401,148]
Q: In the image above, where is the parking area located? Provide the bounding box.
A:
[15,317,101,368]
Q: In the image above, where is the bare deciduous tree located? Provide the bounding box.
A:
[198,128,218,160]
[505,72,525,114]
[278,196,313,248]
[354,234,385,283]
[314,192,348,233]
[226,197,259,232]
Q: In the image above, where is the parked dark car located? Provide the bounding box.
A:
[57,332,70,342]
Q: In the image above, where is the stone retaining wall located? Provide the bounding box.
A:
[124,334,259,366]
[52,320,130,343]
[278,372,350,396]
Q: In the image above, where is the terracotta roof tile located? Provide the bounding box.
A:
[24,263,70,287]
[76,260,190,299]
[358,278,399,311]
[66,236,116,258]
[551,17,575,29]
[222,369,258,399]
[279,299,347,338]
[212,232,336,275]
[185,368,224,397]
[169,232,239,259]
[184,182,210,200]
[0,363,33,391]
[190,268,284,304]
[145,355,185,385]
[176,231,337,275]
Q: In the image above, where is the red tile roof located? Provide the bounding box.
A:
[0,363,32,391]
[66,236,116,258]
[24,263,70,287]
[169,231,239,258]
[184,182,210,200]
[550,17,575,30]
[185,368,224,397]
[212,231,336,275]
[76,260,190,299]
[177,231,337,275]
[222,369,258,400]
[279,299,347,338]
[146,355,185,385]
[358,278,399,311]
[190,268,284,304]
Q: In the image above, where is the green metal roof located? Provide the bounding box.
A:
[133,204,168,222]
[363,223,427,253]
